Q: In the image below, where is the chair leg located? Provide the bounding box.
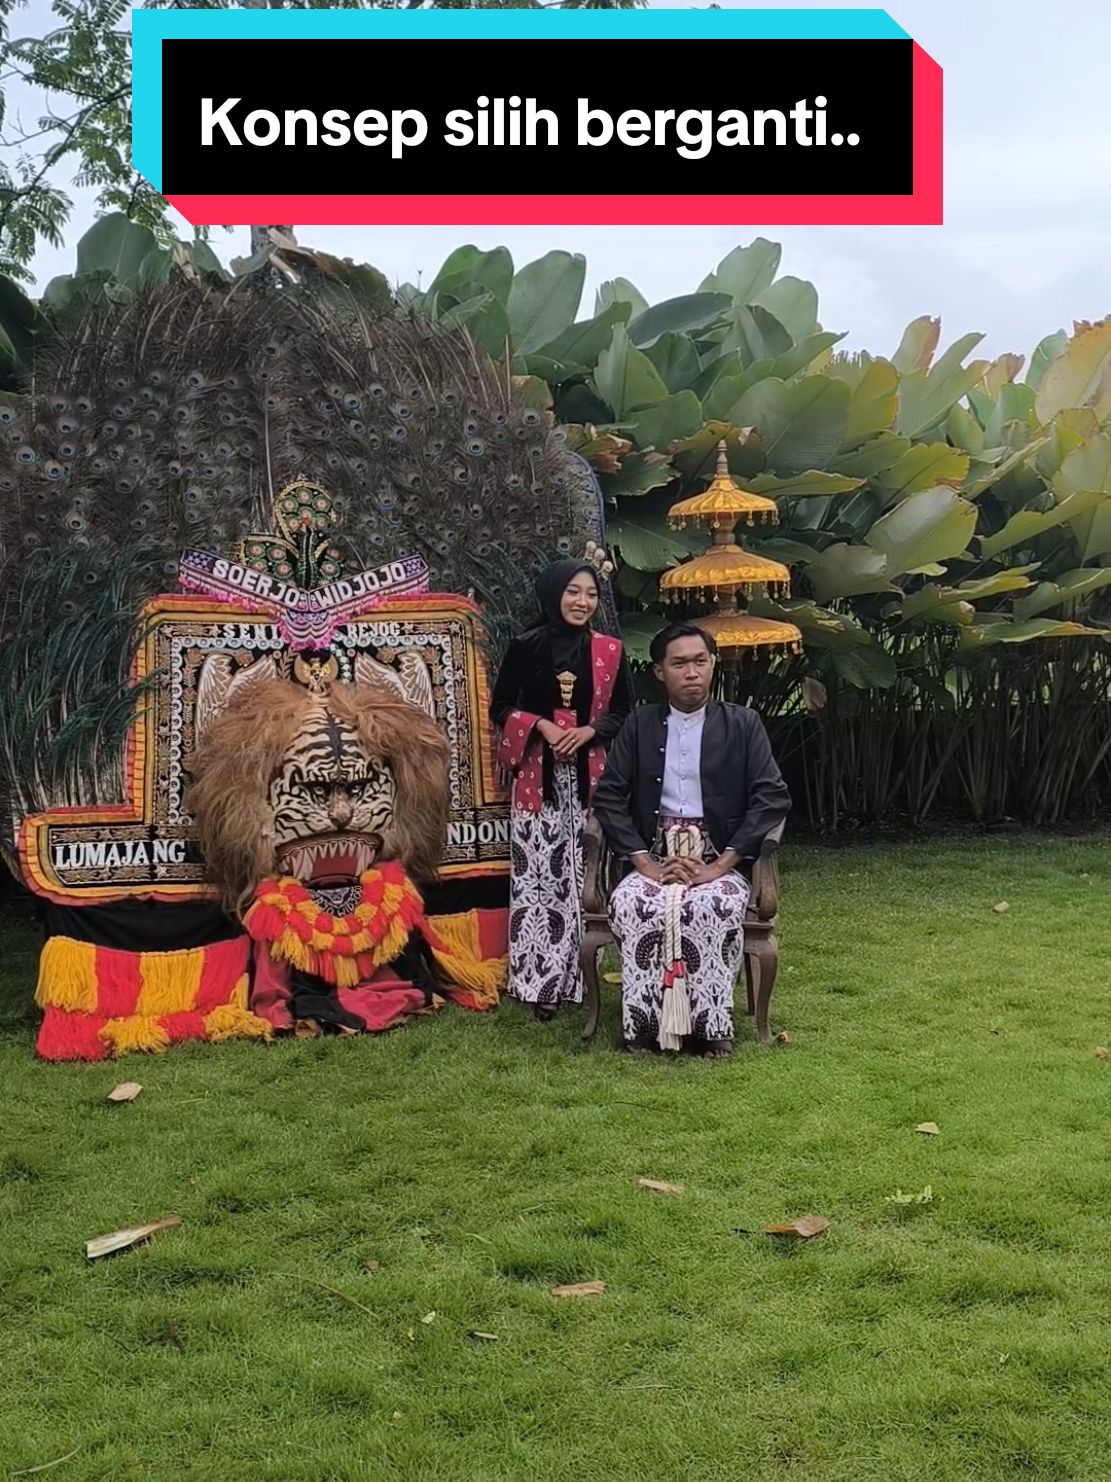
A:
[579,929,608,1041]
[751,933,779,1046]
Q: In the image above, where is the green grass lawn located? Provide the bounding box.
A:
[3,836,1111,1482]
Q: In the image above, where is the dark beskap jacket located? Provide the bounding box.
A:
[591,700,791,862]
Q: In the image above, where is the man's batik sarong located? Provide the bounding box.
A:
[608,823,749,1047]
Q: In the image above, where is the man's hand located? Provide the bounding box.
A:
[536,719,564,748]
[551,724,596,758]
[631,855,702,886]
[659,850,741,888]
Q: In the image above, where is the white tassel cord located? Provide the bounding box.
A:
[658,880,691,1051]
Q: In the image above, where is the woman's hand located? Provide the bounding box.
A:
[536,719,564,748]
[551,724,596,758]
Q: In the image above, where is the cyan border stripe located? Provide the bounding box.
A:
[132,8,909,193]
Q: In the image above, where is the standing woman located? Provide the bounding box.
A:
[490,557,632,1020]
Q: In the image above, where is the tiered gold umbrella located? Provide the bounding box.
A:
[660,441,802,658]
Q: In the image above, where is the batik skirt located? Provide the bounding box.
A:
[507,761,586,1007]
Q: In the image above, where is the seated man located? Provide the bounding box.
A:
[591,622,791,1058]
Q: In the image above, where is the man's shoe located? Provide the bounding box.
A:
[622,1035,658,1055]
[700,1038,734,1059]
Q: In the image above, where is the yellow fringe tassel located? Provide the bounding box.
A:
[135,944,206,1017]
[266,915,413,989]
[429,947,506,1006]
[426,911,506,1007]
[100,1014,171,1055]
[203,1004,273,1043]
[34,937,98,1014]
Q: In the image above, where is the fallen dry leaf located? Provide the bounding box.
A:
[915,1122,940,1136]
[365,1259,381,1272]
[85,1215,181,1260]
[106,1081,143,1103]
[550,1281,605,1298]
[603,972,622,984]
[10,1448,82,1476]
[469,1330,499,1342]
[776,1030,794,1046]
[992,901,1010,914]
[765,1215,829,1239]
[638,1178,684,1197]
[391,1411,404,1421]
[420,1311,437,1325]
[1095,1046,1111,1060]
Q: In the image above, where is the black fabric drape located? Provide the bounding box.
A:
[41,899,243,949]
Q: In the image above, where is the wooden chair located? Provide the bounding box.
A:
[579,816,784,1046]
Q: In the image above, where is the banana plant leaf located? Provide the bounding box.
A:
[75,214,160,285]
[958,618,1108,651]
[804,545,897,603]
[1034,318,1111,424]
[670,422,766,481]
[507,251,585,355]
[978,490,1107,560]
[899,568,1039,622]
[699,239,781,303]
[961,437,1049,500]
[645,332,704,394]
[533,300,632,373]
[1053,434,1111,562]
[752,275,821,342]
[732,375,851,476]
[603,449,676,499]
[840,358,900,449]
[830,433,912,480]
[874,443,971,506]
[428,244,514,305]
[716,305,793,366]
[627,294,731,348]
[593,325,669,420]
[895,332,988,439]
[0,275,47,378]
[440,293,510,360]
[1014,567,1111,620]
[628,391,704,453]
[596,277,649,319]
[1034,409,1098,482]
[891,315,941,375]
[865,488,978,576]
[606,492,703,571]
[745,471,863,498]
[1025,330,1068,391]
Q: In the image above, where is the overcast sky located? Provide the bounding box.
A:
[9,0,1111,362]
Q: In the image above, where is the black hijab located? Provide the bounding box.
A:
[528,559,598,673]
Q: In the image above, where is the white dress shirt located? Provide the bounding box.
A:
[659,703,706,818]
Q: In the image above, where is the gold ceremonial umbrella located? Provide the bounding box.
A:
[659,441,802,658]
